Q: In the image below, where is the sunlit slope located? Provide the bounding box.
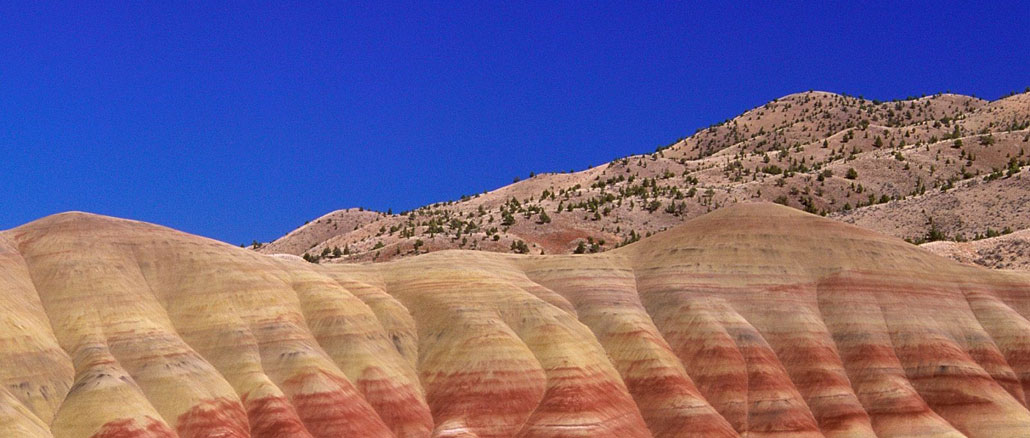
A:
[2,203,1030,437]
[260,91,1030,263]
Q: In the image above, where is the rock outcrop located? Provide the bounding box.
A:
[3,203,1030,437]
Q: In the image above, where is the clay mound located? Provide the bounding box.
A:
[3,204,1030,437]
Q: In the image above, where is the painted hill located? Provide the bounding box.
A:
[3,203,1030,437]
[257,90,1030,264]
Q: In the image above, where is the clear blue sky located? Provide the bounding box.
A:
[2,2,1028,244]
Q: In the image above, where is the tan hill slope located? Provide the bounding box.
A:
[835,166,1030,242]
[254,208,384,255]
[922,228,1030,270]
[258,90,1030,263]
[4,204,1030,437]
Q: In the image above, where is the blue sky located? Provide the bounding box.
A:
[2,2,1028,244]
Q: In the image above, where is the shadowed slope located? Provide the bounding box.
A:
[1,204,1030,437]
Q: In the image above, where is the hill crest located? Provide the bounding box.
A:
[257,89,1030,268]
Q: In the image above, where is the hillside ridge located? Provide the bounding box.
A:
[258,89,1030,267]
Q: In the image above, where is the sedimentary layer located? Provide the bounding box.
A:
[2,203,1030,437]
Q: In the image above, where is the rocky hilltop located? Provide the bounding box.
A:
[257,90,1030,268]
[4,203,1030,437]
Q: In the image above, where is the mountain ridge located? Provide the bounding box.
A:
[256,90,1030,267]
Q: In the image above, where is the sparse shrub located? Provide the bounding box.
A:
[501,212,516,226]
[510,240,529,254]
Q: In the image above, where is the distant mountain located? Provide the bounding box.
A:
[258,90,1030,267]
